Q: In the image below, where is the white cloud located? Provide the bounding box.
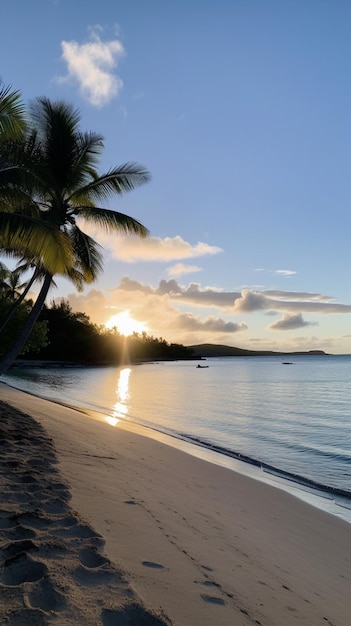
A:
[233,290,269,312]
[96,234,223,262]
[113,279,351,315]
[233,289,351,315]
[268,313,318,331]
[58,28,125,107]
[176,313,247,333]
[113,277,239,308]
[275,269,297,276]
[167,263,202,277]
[263,290,333,301]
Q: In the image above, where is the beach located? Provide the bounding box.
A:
[1,383,351,625]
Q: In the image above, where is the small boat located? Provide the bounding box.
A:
[196,364,209,368]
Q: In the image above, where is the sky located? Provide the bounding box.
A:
[1,0,351,353]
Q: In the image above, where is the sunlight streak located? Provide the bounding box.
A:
[112,367,131,421]
[105,310,148,336]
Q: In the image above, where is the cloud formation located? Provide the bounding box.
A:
[263,290,333,301]
[115,279,351,314]
[268,313,318,331]
[167,263,202,277]
[58,28,125,106]
[96,234,222,262]
[63,278,351,352]
[274,269,297,276]
[122,278,240,308]
[233,289,351,314]
[175,313,247,333]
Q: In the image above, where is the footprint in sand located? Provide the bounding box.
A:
[0,514,17,530]
[25,575,67,612]
[200,594,226,605]
[50,522,101,539]
[79,546,109,568]
[72,564,124,587]
[26,458,53,470]
[195,579,221,589]
[5,524,37,541]
[101,603,169,626]
[2,552,47,586]
[2,490,29,504]
[2,539,38,559]
[142,561,166,569]
[11,511,51,530]
[200,564,214,572]
[40,497,70,515]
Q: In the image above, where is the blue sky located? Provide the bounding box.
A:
[1,0,351,352]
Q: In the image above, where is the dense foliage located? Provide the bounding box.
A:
[0,296,48,357]
[21,299,194,364]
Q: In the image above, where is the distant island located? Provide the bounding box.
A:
[189,344,328,358]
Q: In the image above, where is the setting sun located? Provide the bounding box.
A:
[105,311,148,336]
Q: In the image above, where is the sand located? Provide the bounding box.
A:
[1,383,351,625]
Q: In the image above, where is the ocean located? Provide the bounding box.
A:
[3,354,351,518]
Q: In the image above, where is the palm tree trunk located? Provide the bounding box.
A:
[0,268,39,335]
[0,271,52,376]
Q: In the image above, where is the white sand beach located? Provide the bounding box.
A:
[1,382,351,625]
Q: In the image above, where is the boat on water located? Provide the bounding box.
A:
[196,364,209,368]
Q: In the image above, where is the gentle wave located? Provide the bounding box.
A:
[178,433,351,499]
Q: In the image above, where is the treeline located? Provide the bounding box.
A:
[0,297,194,364]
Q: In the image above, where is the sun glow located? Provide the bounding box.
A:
[105,311,148,336]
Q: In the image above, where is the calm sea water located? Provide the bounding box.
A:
[3,355,351,502]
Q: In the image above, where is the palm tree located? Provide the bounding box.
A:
[0,82,77,275]
[0,97,150,374]
[0,81,26,140]
[0,261,46,334]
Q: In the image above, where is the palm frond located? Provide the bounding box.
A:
[75,206,149,237]
[29,98,83,192]
[69,224,104,282]
[64,131,104,194]
[62,267,85,292]
[69,163,151,202]
[0,213,75,274]
[0,186,43,217]
[0,83,26,140]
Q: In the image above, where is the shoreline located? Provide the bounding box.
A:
[1,383,351,624]
[3,377,351,525]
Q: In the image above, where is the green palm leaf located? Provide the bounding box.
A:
[70,163,151,202]
[0,213,74,274]
[0,83,26,140]
[69,224,104,282]
[75,206,149,237]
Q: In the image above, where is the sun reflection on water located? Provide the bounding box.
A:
[105,367,132,427]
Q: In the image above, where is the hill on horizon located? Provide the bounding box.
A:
[188,343,327,358]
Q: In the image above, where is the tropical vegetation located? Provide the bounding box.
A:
[8,298,194,364]
[0,86,151,374]
[0,262,48,356]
